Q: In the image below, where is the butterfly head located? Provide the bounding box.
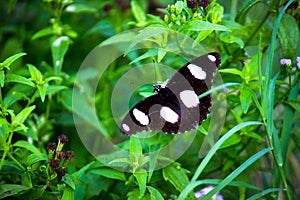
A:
[153,84,161,94]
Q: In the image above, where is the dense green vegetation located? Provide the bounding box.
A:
[0,0,299,199]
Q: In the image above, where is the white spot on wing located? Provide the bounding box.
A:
[160,107,179,123]
[187,64,206,80]
[208,54,216,62]
[133,108,149,125]
[180,90,199,108]
[122,123,130,132]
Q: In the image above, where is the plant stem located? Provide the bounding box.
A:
[8,152,26,171]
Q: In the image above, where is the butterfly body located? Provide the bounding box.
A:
[120,52,221,135]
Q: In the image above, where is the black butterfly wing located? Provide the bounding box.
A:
[120,92,182,135]
[161,52,221,132]
[120,52,221,135]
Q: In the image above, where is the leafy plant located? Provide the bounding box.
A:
[0,0,299,199]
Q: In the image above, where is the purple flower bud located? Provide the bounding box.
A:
[297,61,300,69]
[49,160,59,168]
[58,135,68,144]
[297,56,300,63]
[47,142,56,151]
[199,0,210,8]
[56,167,66,182]
[187,0,197,9]
[56,151,65,161]
[115,0,130,10]
[65,150,74,159]
[103,4,112,12]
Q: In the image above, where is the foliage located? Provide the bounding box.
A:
[0,0,299,199]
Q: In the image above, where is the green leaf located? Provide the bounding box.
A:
[13,140,41,156]
[131,1,147,26]
[284,99,300,113]
[72,161,95,179]
[219,68,242,77]
[32,27,55,40]
[242,52,260,84]
[130,136,142,154]
[128,190,149,200]
[61,186,74,200]
[0,184,31,198]
[28,64,43,83]
[45,85,67,96]
[13,105,35,126]
[5,74,35,87]
[207,2,224,23]
[63,174,76,190]
[147,186,164,200]
[0,70,4,87]
[125,27,168,55]
[236,0,265,24]
[194,30,213,43]
[280,82,299,162]
[247,188,283,200]
[278,14,299,57]
[37,85,47,102]
[21,172,32,187]
[89,168,126,181]
[51,36,72,76]
[162,163,190,192]
[4,92,28,108]
[129,49,158,65]
[24,154,46,166]
[0,52,26,70]
[65,3,97,13]
[100,31,136,47]
[157,48,167,62]
[240,85,252,113]
[220,134,241,149]
[183,20,230,31]
[134,169,148,198]
[245,131,264,141]
[219,32,244,48]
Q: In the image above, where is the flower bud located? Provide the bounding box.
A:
[164,15,169,24]
[56,167,66,182]
[199,0,210,8]
[49,159,59,174]
[170,5,176,13]
[180,15,186,24]
[187,0,197,9]
[56,151,65,162]
[171,13,176,22]
[47,142,56,160]
[56,135,68,152]
[63,150,75,167]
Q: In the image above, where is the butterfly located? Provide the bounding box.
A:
[120,52,221,135]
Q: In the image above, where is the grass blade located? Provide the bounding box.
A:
[201,148,272,200]
[177,121,262,200]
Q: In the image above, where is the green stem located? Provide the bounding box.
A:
[8,152,26,171]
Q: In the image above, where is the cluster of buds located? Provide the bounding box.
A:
[280,56,300,73]
[47,135,74,182]
[164,0,212,28]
